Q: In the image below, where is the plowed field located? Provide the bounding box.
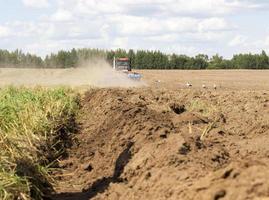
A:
[49,87,269,200]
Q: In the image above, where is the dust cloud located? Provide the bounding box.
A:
[0,59,146,88]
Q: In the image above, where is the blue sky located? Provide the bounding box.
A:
[0,0,269,58]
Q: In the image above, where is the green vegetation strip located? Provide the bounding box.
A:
[0,87,79,200]
[1,48,269,69]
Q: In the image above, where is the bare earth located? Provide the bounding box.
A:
[1,68,269,199]
[139,70,269,90]
[50,88,269,200]
[0,68,269,90]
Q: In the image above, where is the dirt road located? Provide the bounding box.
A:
[49,87,269,200]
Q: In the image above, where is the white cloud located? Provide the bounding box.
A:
[198,18,231,32]
[266,36,269,46]
[229,35,248,47]
[60,0,263,18]
[108,15,231,38]
[22,0,49,8]
[2,0,268,57]
[51,9,73,22]
[0,25,11,38]
[171,0,263,15]
[112,37,129,49]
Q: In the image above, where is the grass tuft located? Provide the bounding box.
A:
[0,86,79,199]
[186,99,216,117]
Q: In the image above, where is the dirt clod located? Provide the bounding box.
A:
[169,103,186,114]
[214,189,226,200]
[179,143,191,155]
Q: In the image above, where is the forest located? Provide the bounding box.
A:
[0,48,269,69]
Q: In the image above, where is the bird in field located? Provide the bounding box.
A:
[202,84,207,89]
[213,84,217,90]
[186,82,192,87]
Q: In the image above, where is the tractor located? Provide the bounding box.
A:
[113,57,142,81]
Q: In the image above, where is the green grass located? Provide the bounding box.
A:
[0,87,79,199]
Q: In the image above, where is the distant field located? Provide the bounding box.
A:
[0,68,269,90]
[139,69,269,90]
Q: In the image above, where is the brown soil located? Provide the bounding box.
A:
[139,69,269,90]
[1,68,269,90]
[48,87,269,200]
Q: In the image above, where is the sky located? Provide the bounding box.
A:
[0,0,269,58]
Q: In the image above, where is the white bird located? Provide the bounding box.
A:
[213,84,217,90]
[186,82,192,87]
[202,84,207,89]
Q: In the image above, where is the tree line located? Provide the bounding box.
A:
[1,48,269,69]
